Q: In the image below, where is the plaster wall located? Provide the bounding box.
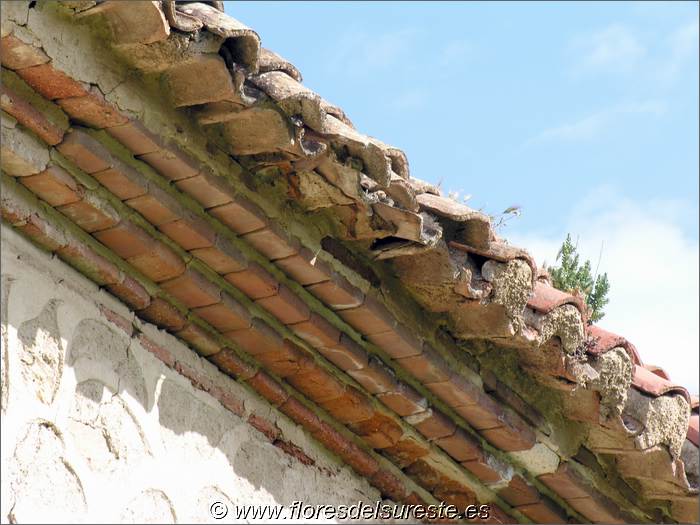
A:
[0,225,390,523]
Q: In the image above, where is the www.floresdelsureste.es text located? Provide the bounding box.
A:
[209,500,492,521]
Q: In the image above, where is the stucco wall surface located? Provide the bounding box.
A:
[0,225,393,524]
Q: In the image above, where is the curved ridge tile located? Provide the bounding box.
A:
[632,365,690,404]
[258,48,302,82]
[586,325,642,365]
[527,281,587,319]
[177,2,260,72]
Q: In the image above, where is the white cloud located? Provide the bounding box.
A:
[390,89,427,111]
[570,24,646,75]
[326,27,418,74]
[568,18,698,85]
[439,39,473,67]
[510,187,699,394]
[527,99,667,144]
[660,18,699,83]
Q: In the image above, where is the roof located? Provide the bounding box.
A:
[1,1,697,522]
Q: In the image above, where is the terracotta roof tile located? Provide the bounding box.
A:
[632,364,690,403]
[57,86,128,129]
[208,198,267,235]
[586,324,642,364]
[527,281,586,316]
[16,63,88,100]
[8,5,697,519]
[0,85,65,145]
[224,264,279,299]
[0,34,50,70]
[20,166,83,206]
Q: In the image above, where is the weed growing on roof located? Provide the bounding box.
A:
[549,234,610,323]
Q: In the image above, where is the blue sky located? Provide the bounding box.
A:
[227,2,699,392]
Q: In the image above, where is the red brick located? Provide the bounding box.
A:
[319,387,375,424]
[224,264,278,299]
[17,214,63,251]
[433,480,478,511]
[175,322,222,356]
[367,325,422,359]
[396,347,451,384]
[274,439,315,466]
[566,495,624,523]
[208,385,245,416]
[247,371,290,406]
[434,428,481,462]
[306,273,364,310]
[57,86,128,128]
[160,269,220,309]
[125,187,180,226]
[174,170,233,209]
[480,418,536,452]
[370,469,408,502]
[208,347,257,380]
[137,147,199,181]
[95,221,185,282]
[241,225,299,261]
[288,362,346,402]
[348,413,403,449]
[377,384,427,416]
[289,313,341,349]
[382,436,431,467]
[192,293,251,332]
[319,334,368,371]
[57,197,119,232]
[274,247,332,285]
[516,500,567,524]
[0,85,65,145]
[55,242,121,286]
[138,334,175,368]
[425,372,482,408]
[20,166,82,206]
[482,504,517,524]
[247,414,280,441]
[0,35,49,70]
[126,240,185,282]
[224,319,284,356]
[347,356,397,394]
[537,463,590,500]
[337,296,396,336]
[405,408,456,440]
[159,214,216,251]
[310,420,349,458]
[57,129,113,174]
[461,452,506,484]
[208,198,266,235]
[454,392,506,431]
[190,240,247,274]
[99,305,134,336]
[137,297,187,331]
[255,339,309,378]
[255,284,310,325]
[279,397,322,433]
[339,442,380,478]
[105,120,161,155]
[92,160,148,200]
[497,476,540,507]
[94,220,152,258]
[16,63,88,100]
[106,274,151,310]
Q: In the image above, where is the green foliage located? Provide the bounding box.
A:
[549,234,610,323]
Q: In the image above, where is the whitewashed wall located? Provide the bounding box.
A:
[0,225,391,524]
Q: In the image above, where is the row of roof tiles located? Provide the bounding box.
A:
[1,2,697,522]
